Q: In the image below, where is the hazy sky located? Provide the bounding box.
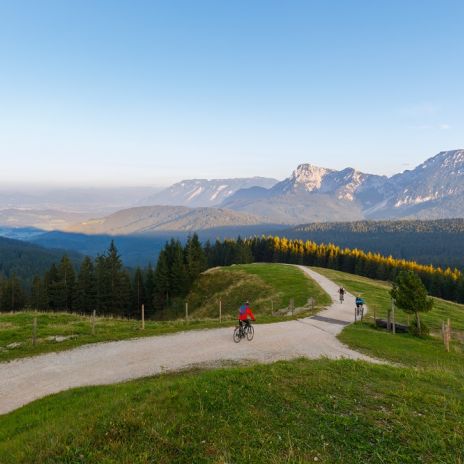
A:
[1,0,463,187]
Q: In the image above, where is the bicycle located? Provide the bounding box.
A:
[355,304,364,322]
[339,293,344,304]
[233,321,254,343]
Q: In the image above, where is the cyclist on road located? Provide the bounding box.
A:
[338,287,346,303]
[355,296,364,309]
[238,301,255,329]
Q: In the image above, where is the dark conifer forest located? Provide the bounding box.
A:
[1,232,463,314]
[286,219,464,270]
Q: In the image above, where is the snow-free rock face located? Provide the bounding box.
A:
[269,164,387,201]
[140,177,278,208]
[284,164,335,193]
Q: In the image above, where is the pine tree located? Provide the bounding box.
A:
[0,275,26,311]
[118,271,132,317]
[390,271,433,336]
[132,267,145,318]
[31,275,47,310]
[95,241,131,315]
[94,242,129,315]
[95,254,110,313]
[457,277,464,304]
[169,241,188,297]
[232,237,253,264]
[184,233,207,284]
[153,250,170,310]
[107,241,122,312]
[45,264,60,310]
[57,255,76,311]
[75,257,97,314]
[144,264,155,313]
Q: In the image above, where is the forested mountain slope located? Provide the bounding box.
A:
[286,219,464,269]
[0,237,82,287]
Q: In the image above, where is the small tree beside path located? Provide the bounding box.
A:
[390,271,433,336]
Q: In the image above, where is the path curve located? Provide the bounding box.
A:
[0,266,373,415]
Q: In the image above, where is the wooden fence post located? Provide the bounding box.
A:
[387,308,391,331]
[32,316,37,346]
[219,298,222,323]
[290,298,294,316]
[392,300,396,334]
[185,301,189,321]
[92,309,96,335]
[141,304,145,330]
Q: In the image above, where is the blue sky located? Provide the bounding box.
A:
[0,0,463,186]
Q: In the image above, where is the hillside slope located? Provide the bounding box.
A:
[140,177,278,207]
[286,218,464,269]
[0,237,82,286]
[187,263,330,318]
[67,205,271,235]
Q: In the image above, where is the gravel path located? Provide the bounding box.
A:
[0,266,374,415]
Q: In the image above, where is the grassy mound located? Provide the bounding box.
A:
[1,358,462,463]
[187,263,330,318]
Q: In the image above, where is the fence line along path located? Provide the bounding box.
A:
[0,266,375,415]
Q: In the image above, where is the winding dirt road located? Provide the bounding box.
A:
[0,266,373,415]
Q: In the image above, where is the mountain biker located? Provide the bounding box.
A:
[355,296,364,310]
[338,287,345,302]
[238,301,255,329]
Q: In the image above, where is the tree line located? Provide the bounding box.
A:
[1,234,463,314]
[287,218,464,270]
[203,236,464,303]
[0,235,209,316]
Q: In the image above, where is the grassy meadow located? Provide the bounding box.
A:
[1,358,462,463]
[0,264,330,363]
[315,266,464,333]
[1,264,464,463]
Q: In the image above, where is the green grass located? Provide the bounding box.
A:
[311,267,464,376]
[340,323,464,374]
[1,358,463,463]
[314,267,464,333]
[0,265,330,363]
[0,311,239,363]
[2,266,464,462]
[188,263,330,318]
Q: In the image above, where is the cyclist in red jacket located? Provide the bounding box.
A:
[238,301,255,329]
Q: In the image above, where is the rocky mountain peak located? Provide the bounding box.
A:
[409,149,464,173]
[290,164,334,192]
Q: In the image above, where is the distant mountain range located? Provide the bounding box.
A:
[140,177,278,207]
[65,149,464,234]
[2,150,464,240]
[0,186,162,214]
[67,205,272,235]
[222,149,464,223]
